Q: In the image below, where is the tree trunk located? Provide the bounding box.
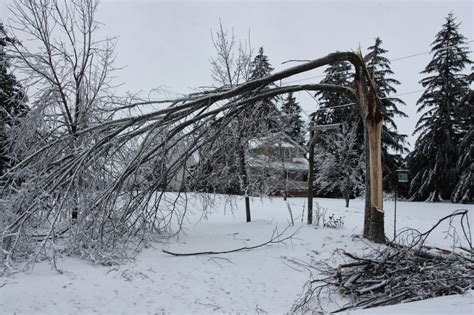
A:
[355,64,385,244]
[345,196,350,208]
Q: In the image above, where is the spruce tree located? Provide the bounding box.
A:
[280,92,305,145]
[0,23,27,176]
[315,61,361,148]
[451,117,472,203]
[408,13,472,201]
[246,47,278,132]
[451,68,473,203]
[249,47,274,81]
[365,37,409,191]
[315,61,356,126]
[314,61,363,198]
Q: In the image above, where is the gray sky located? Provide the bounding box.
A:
[1,0,473,150]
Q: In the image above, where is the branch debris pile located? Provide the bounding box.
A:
[293,210,473,313]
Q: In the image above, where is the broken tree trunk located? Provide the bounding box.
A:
[367,115,384,243]
[355,62,385,243]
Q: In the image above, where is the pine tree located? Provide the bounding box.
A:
[365,37,409,191]
[0,23,28,176]
[280,92,305,145]
[408,13,472,201]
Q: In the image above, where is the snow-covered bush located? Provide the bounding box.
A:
[323,214,344,229]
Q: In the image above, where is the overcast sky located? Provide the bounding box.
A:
[1,0,473,150]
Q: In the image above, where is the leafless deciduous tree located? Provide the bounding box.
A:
[1,0,123,269]
[193,23,285,222]
[196,22,254,221]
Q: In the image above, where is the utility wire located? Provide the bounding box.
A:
[282,39,474,85]
[312,88,426,112]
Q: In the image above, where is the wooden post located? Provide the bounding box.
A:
[245,195,251,223]
[307,128,315,225]
[237,128,251,223]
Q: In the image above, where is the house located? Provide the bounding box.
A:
[247,134,309,197]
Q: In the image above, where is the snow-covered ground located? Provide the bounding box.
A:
[1,196,473,314]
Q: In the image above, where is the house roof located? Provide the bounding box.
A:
[248,134,306,151]
[247,155,308,172]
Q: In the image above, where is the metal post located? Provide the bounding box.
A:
[394,181,397,241]
[394,169,408,241]
[306,121,342,225]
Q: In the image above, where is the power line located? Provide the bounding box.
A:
[389,50,430,62]
[391,89,425,97]
[284,73,325,85]
[282,40,474,85]
[390,39,473,62]
[311,88,425,112]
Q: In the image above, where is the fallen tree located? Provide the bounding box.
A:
[1,0,387,273]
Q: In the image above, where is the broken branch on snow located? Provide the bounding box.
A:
[162,225,300,256]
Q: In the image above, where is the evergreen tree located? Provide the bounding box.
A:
[314,60,362,151]
[365,37,409,191]
[316,125,365,207]
[451,117,472,203]
[451,68,473,203]
[280,92,305,145]
[0,23,28,176]
[249,47,274,81]
[246,47,278,132]
[315,61,356,126]
[408,13,472,201]
[313,60,365,199]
